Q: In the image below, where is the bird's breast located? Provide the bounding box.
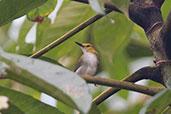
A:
[82,52,98,67]
[75,52,98,75]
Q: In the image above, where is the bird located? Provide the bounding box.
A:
[74,42,99,76]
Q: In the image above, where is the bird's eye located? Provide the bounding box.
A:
[86,45,90,47]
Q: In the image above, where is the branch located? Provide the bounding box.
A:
[159,10,171,59]
[30,10,112,58]
[81,75,164,96]
[92,66,163,105]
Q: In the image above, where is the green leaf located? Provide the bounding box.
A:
[18,43,34,55]
[57,101,75,114]
[111,0,130,18]
[27,0,57,22]
[1,101,24,114]
[3,40,17,53]
[35,1,95,69]
[36,18,51,49]
[0,86,64,114]
[0,0,47,26]
[140,89,171,114]
[166,77,171,90]
[94,12,133,80]
[161,0,171,21]
[17,18,34,52]
[0,49,92,113]
[87,103,101,114]
[126,39,153,59]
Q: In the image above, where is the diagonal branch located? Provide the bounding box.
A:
[81,75,164,96]
[92,66,163,105]
[30,10,112,58]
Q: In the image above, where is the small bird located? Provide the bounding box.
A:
[74,42,99,76]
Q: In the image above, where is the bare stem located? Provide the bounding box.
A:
[81,75,163,96]
[30,10,112,58]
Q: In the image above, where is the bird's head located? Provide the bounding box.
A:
[75,42,98,55]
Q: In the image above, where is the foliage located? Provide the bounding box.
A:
[0,0,170,113]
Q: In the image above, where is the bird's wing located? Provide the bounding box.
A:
[74,56,83,72]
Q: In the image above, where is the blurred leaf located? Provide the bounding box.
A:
[104,103,143,114]
[57,101,75,114]
[167,77,171,90]
[18,43,34,55]
[36,18,51,49]
[3,40,17,53]
[0,49,92,113]
[27,0,57,22]
[140,89,171,114]
[17,19,34,52]
[161,0,171,21]
[147,80,163,87]
[35,1,95,69]
[126,39,153,59]
[0,0,47,26]
[0,86,64,114]
[132,24,147,41]
[1,101,24,114]
[88,0,105,15]
[87,103,101,114]
[0,29,9,46]
[94,12,133,80]
[111,0,130,18]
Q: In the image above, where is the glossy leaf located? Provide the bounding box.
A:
[27,0,57,22]
[111,0,130,18]
[0,0,47,26]
[0,86,64,114]
[0,49,92,113]
[140,89,171,114]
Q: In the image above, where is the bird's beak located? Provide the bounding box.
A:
[75,42,84,47]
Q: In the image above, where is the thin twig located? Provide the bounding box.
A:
[93,66,162,105]
[81,75,163,96]
[30,10,112,58]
